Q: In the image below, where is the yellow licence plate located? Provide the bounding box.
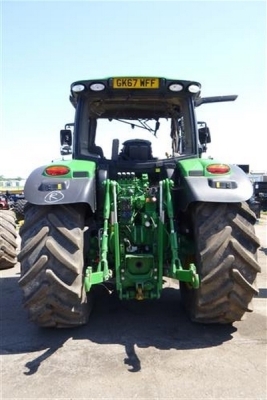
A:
[113,78,159,89]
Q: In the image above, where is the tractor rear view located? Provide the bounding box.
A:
[18,77,261,328]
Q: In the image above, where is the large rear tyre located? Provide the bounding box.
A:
[0,210,18,269]
[180,202,261,324]
[18,204,91,328]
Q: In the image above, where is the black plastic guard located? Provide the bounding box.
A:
[24,166,96,212]
[177,164,253,210]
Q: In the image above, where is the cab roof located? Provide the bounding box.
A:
[69,77,202,108]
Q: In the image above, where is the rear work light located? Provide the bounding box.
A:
[72,84,86,93]
[207,164,230,174]
[45,165,70,176]
[90,83,105,91]
[188,84,201,93]
[168,83,183,92]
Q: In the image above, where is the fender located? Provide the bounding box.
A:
[176,160,253,210]
[24,162,97,212]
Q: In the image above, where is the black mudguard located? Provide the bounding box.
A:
[177,164,253,210]
[24,166,97,212]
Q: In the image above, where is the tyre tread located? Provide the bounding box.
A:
[19,204,91,328]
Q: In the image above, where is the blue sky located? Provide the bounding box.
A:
[2,0,266,178]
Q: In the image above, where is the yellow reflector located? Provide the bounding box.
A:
[207,164,230,174]
[45,166,70,176]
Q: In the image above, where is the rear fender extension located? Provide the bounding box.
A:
[24,166,97,212]
[178,164,253,210]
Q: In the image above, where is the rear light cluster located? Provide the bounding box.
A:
[206,164,230,174]
[45,166,70,176]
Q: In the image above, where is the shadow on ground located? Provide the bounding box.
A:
[259,246,267,255]
[1,275,238,374]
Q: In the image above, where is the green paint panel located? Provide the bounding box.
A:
[177,158,232,177]
[43,159,96,178]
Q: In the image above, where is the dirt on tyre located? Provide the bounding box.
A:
[0,210,18,269]
[180,201,261,324]
[18,203,92,328]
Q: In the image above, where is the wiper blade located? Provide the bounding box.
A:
[154,120,160,136]
[116,118,155,133]
[139,119,155,132]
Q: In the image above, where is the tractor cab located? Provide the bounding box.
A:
[67,77,202,164]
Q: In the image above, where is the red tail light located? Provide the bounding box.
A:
[45,165,70,176]
[206,164,230,174]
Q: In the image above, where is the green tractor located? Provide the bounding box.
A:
[18,77,261,327]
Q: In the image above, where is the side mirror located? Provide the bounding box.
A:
[198,126,211,145]
[60,129,72,155]
[198,122,211,153]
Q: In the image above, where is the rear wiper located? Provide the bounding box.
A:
[116,119,155,133]
[154,120,160,136]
